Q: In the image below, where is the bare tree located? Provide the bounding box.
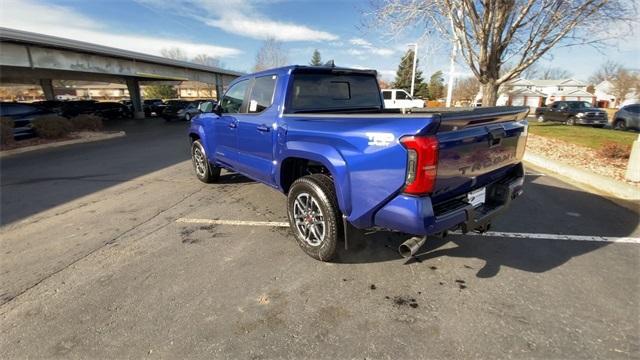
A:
[589,60,622,84]
[192,54,223,68]
[368,0,635,106]
[611,68,638,106]
[452,77,481,102]
[161,47,188,61]
[253,38,288,72]
[522,65,572,79]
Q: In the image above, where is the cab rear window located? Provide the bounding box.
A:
[288,72,382,113]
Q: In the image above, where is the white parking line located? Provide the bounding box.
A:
[176,218,289,227]
[175,218,640,244]
[453,231,640,244]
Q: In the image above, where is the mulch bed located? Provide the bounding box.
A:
[526,134,638,187]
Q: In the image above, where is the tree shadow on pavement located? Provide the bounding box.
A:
[336,174,639,278]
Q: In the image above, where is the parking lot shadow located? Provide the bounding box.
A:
[336,174,639,278]
[0,119,191,225]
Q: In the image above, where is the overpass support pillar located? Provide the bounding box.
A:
[215,74,223,101]
[40,79,55,101]
[126,79,145,119]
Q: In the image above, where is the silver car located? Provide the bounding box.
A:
[613,104,640,130]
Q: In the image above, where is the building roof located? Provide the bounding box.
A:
[0,27,244,77]
[555,89,594,97]
[507,88,546,97]
[510,78,587,87]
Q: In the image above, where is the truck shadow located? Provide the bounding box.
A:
[336,174,639,278]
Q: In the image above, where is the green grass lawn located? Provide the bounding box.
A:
[527,120,637,150]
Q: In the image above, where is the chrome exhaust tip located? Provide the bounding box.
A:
[398,236,427,258]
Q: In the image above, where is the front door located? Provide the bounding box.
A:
[236,75,278,184]
[214,79,250,168]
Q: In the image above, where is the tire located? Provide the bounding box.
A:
[537,114,545,122]
[191,140,220,183]
[567,117,576,126]
[185,113,191,122]
[287,174,341,261]
[614,119,627,130]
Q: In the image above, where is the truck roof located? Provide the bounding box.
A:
[239,65,378,80]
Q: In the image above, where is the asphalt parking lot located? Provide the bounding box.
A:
[1,119,638,359]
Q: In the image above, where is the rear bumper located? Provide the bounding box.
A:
[374,163,525,235]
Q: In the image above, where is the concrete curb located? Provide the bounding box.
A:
[0,131,126,158]
[524,152,640,203]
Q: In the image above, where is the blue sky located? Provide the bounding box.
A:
[1,0,638,82]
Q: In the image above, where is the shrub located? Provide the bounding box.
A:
[597,141,631,159]
[0,117,14,145]
[31,115,73,139]
[70,114,104,131]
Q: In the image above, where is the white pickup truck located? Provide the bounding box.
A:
[381,89,425,109]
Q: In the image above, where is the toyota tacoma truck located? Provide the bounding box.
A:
[188,65,528,261]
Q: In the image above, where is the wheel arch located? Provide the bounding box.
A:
[278,144,351,216]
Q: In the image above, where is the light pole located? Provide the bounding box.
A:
[445,41,457,107]
[407,43,418,97]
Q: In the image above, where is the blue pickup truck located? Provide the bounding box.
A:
[188,65,528,261]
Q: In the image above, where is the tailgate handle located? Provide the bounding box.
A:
[488,127,506,147]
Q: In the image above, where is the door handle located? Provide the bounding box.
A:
[228,121,237,129]
[257,124,270,132]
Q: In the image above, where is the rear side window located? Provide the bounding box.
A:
[288,72,382,113]
[248,75,277,113]
[220,80,249,114]
[627,104,640,113]
[382,91,392,100]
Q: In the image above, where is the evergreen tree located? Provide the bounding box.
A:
[310,49,322,66]
[392,50,428,98]
[144,85,177,99]
[428,71,445,100]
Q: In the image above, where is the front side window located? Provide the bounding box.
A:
[248,75,277,113]
[220,80,249,114]
[396,91,409,100]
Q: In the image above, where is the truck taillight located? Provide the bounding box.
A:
[400,136,438,195]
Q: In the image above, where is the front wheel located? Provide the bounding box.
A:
[191,140,220,183]
[287,174,341,261]
[567,117,576,126]
[614,119,627,130]
[537,114,545,122]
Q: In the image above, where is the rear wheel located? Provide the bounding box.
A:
[537,114,545,122]
[287,174,341,261]
[614,119,627,130]
[191,140,220,183]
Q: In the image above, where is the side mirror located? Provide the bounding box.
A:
[198,101,217,114]
[213,102,222,116]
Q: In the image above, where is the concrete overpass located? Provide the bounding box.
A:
[0,27,242,118]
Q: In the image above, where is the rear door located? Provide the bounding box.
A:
[236,75,278,184]
[215,79,250,168]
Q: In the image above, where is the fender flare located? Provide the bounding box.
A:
[278,141,352,216]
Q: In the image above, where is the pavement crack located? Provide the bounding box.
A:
[0,184,207,310]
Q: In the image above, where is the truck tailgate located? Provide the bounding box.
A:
[431,107,528,204]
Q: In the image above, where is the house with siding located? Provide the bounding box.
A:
[494,78,596,109]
